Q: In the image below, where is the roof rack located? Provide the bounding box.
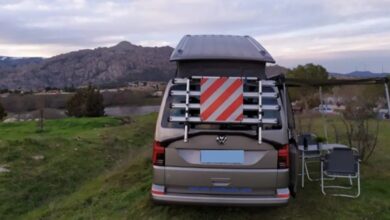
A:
[169,76,281,144]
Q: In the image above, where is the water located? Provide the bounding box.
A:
[104,105,160,117]
[4,105,160,121]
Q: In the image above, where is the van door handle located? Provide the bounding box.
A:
[212,182,230,187]
[211,177,231,187]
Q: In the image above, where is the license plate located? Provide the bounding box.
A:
[200,150,244,164]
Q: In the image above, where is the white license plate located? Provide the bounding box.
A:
[200,150,244,164]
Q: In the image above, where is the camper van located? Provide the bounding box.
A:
[151,35,299,205]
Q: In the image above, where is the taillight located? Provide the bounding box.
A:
[278,144,289,169]
[152,141,165,166]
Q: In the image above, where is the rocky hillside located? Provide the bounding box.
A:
[0,56,43,70]
[0,56,44,84]
[0,42,297,90]
[265,64,289,77]
[0,42,175,89]
[329,71,390,79]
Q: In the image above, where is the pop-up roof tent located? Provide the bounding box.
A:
[170,35,275,78]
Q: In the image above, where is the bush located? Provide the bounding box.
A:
[66,85,105,117]
[0,103,7,120]
[342,98,378,162]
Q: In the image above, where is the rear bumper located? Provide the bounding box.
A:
[152,192,289,206]
[154,166,289,189]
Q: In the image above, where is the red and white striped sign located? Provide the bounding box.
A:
[200,77,243,122]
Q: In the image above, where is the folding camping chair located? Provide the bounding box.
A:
[298,133,322,188]
[321,147,361,198]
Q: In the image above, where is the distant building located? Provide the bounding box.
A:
[291,102,303,113]
[0,93,10,98]
[378,109,390,119]
[152,91,163,97]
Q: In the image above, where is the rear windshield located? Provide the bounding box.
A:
[161,82,282,131]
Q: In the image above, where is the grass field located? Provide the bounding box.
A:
[0,114,389,219]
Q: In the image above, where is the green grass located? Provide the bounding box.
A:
[0,115,155,219]
[0,114,389,219]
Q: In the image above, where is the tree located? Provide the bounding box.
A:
[0,102,7,121]
[287,63,329,111]
[287,63,328,80]
[63,85,76,93]
[66,85,105,117]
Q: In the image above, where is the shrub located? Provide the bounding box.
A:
[315,136,326,143]
[0,102,7,120]
[66,85,105,117]
[342,98,378,162]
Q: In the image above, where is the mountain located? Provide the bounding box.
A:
[0,56,43,62]
[6,42,387,90]
[347,71,389,78]
[265,64,289,77]
[0,45,292,90]
[0,56,44,69]
[0,56,44,76]
[330,71,390,79]
[0,42,175,90]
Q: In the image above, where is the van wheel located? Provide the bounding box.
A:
[289,143,299,197]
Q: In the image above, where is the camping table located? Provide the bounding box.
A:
[299,143,349,188]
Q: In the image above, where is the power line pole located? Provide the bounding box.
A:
[385,81,390,119]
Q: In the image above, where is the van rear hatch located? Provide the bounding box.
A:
[159,77,284,196]
[163,135,279,196]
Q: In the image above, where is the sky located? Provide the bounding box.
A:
[0,0,390,73]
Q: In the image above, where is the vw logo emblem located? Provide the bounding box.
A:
[216,135,227,145]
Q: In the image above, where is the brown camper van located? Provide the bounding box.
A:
[151,35,299,206]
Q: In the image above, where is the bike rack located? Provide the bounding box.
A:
[169,76,281,144]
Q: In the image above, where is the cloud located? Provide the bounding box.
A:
[259,17,390,57]
[138,40,171,47]
[0,0,389,72]
[0,43,81,57]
